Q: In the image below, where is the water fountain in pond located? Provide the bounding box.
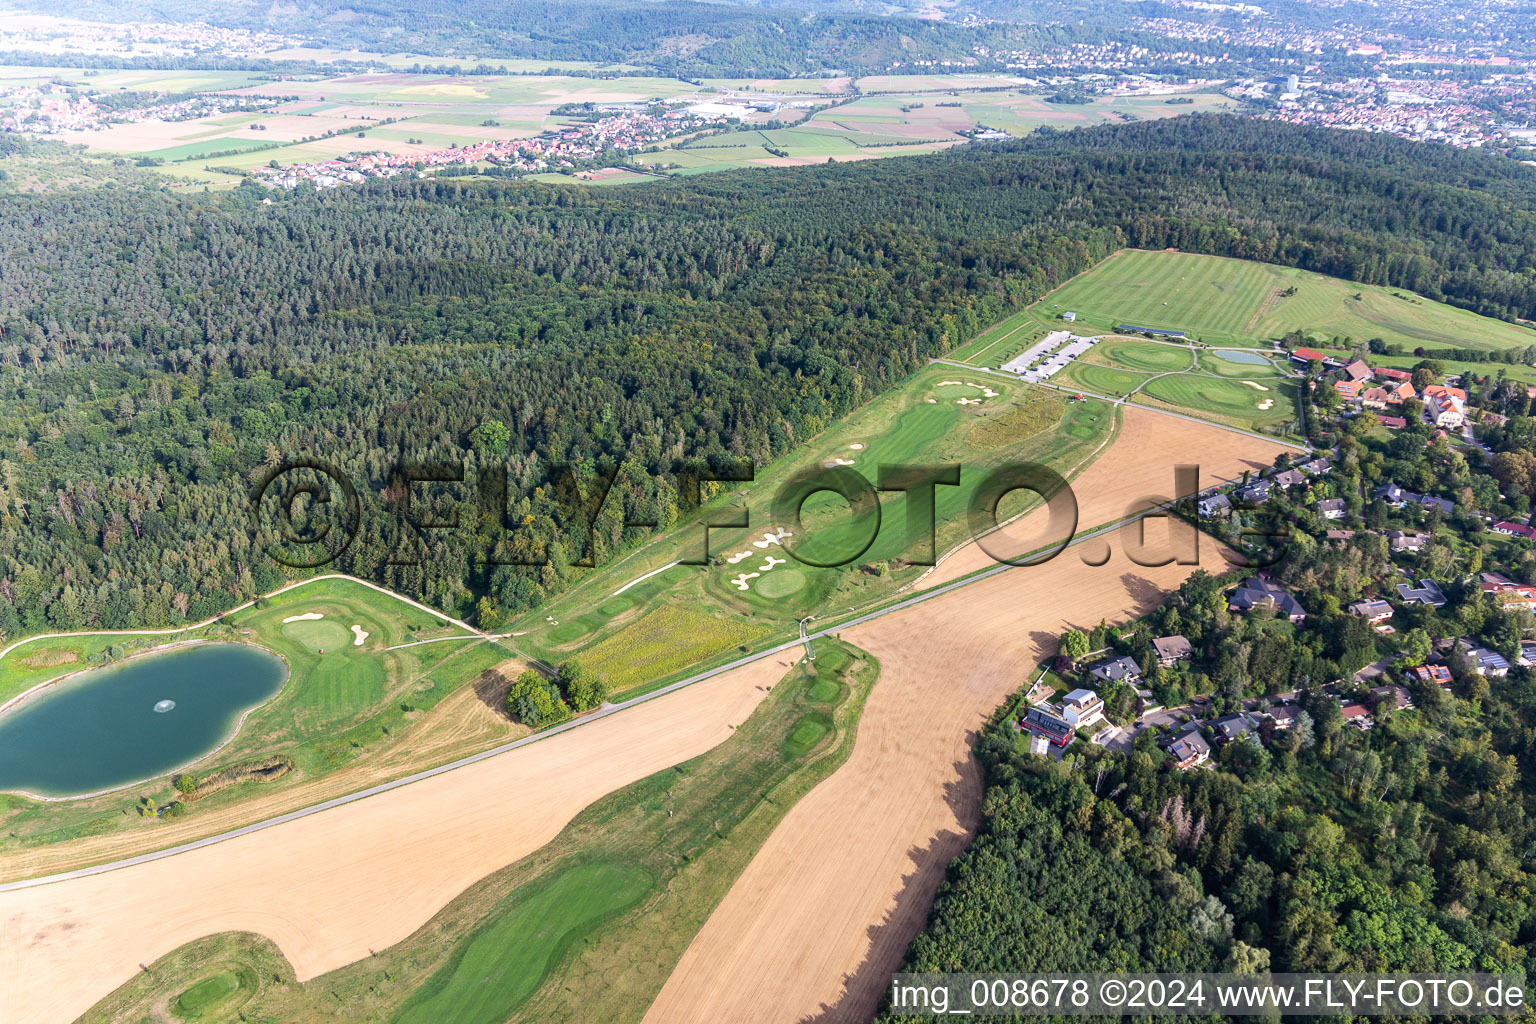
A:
[153,699,176,713]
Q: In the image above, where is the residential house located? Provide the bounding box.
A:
[1165,726,1211,770]
[1263,704,1301,729]
[1480,571,1536,611]
[1326,529,1357,540]
[1360,386,1390,409]
[1060,688,1106,727]
[1212,713,1257,743]
[1422,384,1468,402]
[1342,359,1372,382]
[1229,576,1307,622]
[1235,478,1272,504]
[1341,703,1374,728]
[1397,578,1448,608]
[1412,665,1453,686]
[1374,483,1406,506]
[1385,381,1416,404]
[1349,599,1394,624]
[1491,521,1536,541]
[1152,635,1193,667]
[1299,456,1332,475]
[1519,641,1536,668]
[1316,498,1346,520]
[1022,707,1075,746]
[1334,379,1361,401]
[1197,493,1232,518]
[1089,655,1142,685]
[1378,415,1408,429]
[1430,393,1466,428]
[1459,641,1511,677]
[1386,530,1429,553]
[1370,684,1414,711]
[1270,468,1307,489]
[1289,347,1329,367]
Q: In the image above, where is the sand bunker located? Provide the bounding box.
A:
[730,572,760,591]
[759,555,786,572]
[726,551,752,564]
[1241,381,1269,391]
[956,397,982,405]
[751,528,793,549]
[1258,399,1274,410]
[281,612,324,624]
[848,443,865,451]
[350,625,368,647]
[822,457,856,468]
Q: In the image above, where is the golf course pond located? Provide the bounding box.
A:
[0,642,287,798]
[1212,348,1271,365]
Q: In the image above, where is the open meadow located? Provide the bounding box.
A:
[1019,248,1536,351]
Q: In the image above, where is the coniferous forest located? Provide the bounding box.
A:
[2,115,1536,639]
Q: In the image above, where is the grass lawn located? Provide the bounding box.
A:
[1137,374,1298,433]
[1026,249,1536,352]
[81,640,880,1024]
[1086,338,1194,373]
[1059,361,1151,397]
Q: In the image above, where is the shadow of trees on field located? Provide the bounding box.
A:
[796,747,983,1024]
[473,667,515,718]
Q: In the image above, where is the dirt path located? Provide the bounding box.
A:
[0,655,794,1024]
[643,425,1289,1024]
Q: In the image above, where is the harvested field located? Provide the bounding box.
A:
[921,404,1291,588]
[0,655,792,1024]
[642,423,1290,1024]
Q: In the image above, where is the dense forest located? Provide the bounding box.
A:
[2,115,1535,639]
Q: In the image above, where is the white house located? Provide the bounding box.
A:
[1060,688,1105,727]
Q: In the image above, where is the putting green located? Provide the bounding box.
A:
[1064,362,1149,396]
[173,968,252,1020]
[933,382,986,400]
[783,713,832,757]
[754,568,807,599]
[1093,339,1191,372]
[1140,375,1292,425]
[549,619,595,644]
[280,618,351,650]
[598,597,634,617]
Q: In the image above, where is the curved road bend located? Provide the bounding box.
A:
[0,504,1221,893]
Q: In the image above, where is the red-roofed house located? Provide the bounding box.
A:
[1386,381,1415,404]
[1290,347,1328,366]
[1335,380,1361,400]
[1423,384,1468,402]
[1379,415,1407,428]
[1493,521,1536,540]
[1412,665,1452,686]
[1377,367,1412,381]
[1360,386,1389,409]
